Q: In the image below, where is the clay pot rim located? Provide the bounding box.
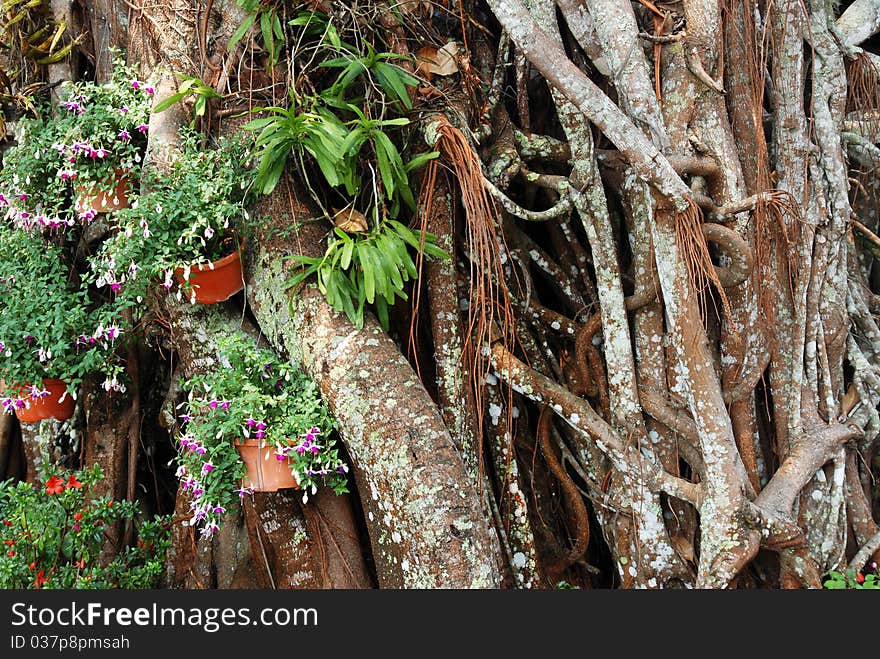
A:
[175,237,245,276]
[10,377,72,393]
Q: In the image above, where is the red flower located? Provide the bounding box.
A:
[6,550,13,557]
[107,501,114,508]
[1,519,11,527]
[857,572,865,584]
[34,571,47,588]
[28,562,36,570]
[73,513,83,521]
[65,475,83,490]
[44,476,65,496]
[75,558,85,569]
[4,540,13,546]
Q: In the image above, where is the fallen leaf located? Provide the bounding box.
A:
[333,207,369,233]
[417,42,460,77]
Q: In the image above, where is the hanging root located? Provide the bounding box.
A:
[537,407,590,571]
[675,197,733,325]
[700,222,754,287]
[425,115,519,450]
[845,51,880,118]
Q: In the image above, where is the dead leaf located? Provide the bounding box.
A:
[416,42,460,78]
[333,207,369,233]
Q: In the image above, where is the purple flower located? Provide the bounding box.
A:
[254,430,265,440]
[118,129,131,142]
[144,86,155,95]
[220,400,230,410]
[119,106,128,114]
[236,486,254,498]
[256,422,266,431]
[131,80,140,90]
[110,282,121,292]
[209,400,219,409]
[201,520,219,537]
[179,414,192,423]
[245,417,256,427]
[202,463,214,474]
[137,123,149,134]
[213,505,225,514]
[72,523,81,532]
[196,446,207,455]
[63,101,81,113]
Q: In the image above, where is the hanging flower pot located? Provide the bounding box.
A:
[234,439,301,492]
[174,240,245,304]
[74,170,131,214]
[14,379,75,423]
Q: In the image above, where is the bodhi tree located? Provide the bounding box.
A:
[1,0,879,589]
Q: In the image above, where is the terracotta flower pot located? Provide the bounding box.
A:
[234,439,301,492]
[15,378,75,423]
[75,171,131,214]
[174,241,245,304]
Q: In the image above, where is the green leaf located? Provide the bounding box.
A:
[228,13,256,51]
[405,151,440,172]
[339,237,354,270]
[375,297,390,331]
[153,92,186,113]
[359,242,376,304]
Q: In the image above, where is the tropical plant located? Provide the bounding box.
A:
[54,53,153,216]
[153,73,221,123]
[0,464,170,589]
[0,225,127,408]
[0,109,74,228]
[228,0,287,70]
[87,128,255,306]
[287,219,448,330]
[173,334,346,537]
[823,565,880,590]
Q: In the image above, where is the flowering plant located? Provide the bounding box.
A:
[0,111,74,229]
[174,334,347,537]
[88,128,255,306]
[823,564,880,589]
[0,464,170,589]
[55,54,152,218]
[0,225,127,411]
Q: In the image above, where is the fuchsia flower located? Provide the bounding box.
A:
[202,463,214,474]
[118,129,131,142]
[131,80,140,90]
[144,86,155,95]
[137,123,149,134]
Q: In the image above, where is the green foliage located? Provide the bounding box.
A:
[244,10,425,212]
[87,128,255,307]
[823,566,880,589]
[0,223,127,402]
[153,73,221,122]
[286,219,448,330]
[0,464,170,589]
[228,0,287,70]
[55,53,152,196]
[174,334,347,536]
[0,109,72,221]
[245,98,351,195]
